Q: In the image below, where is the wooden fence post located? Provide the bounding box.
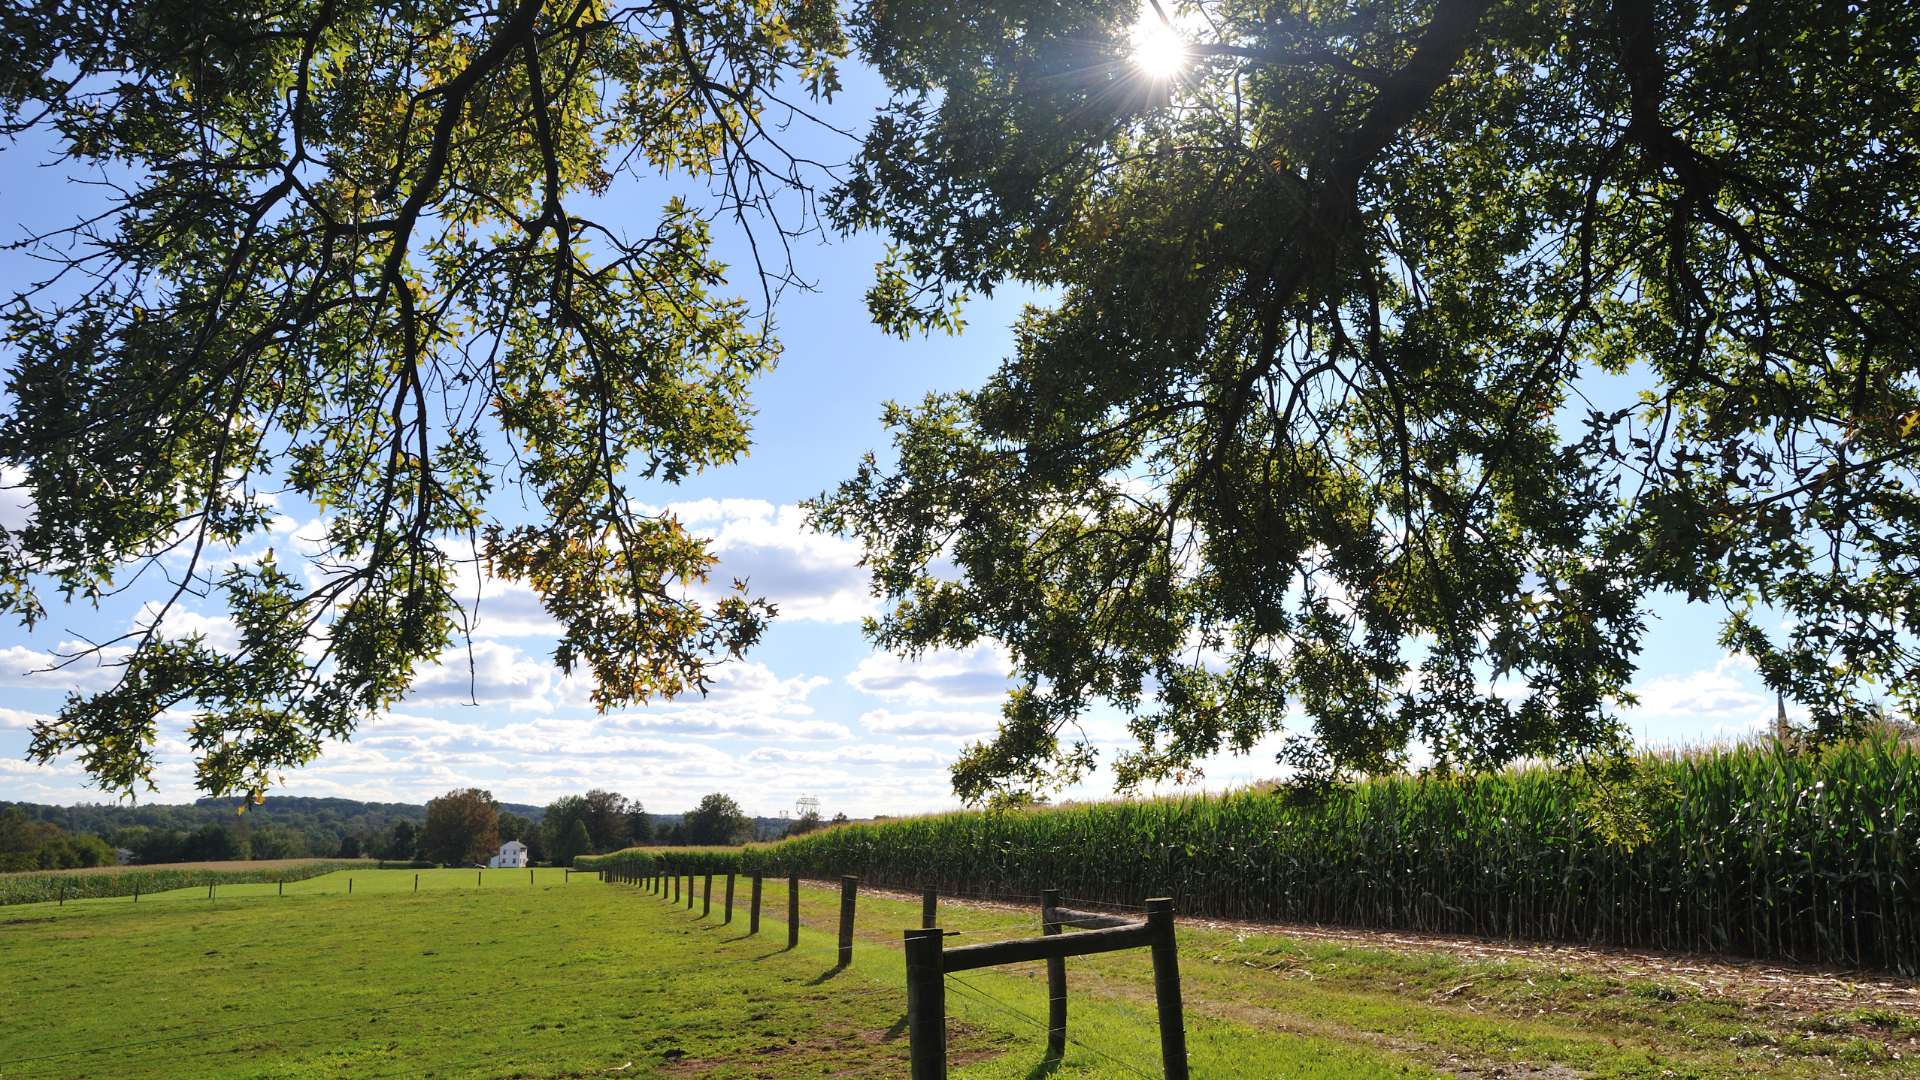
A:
[787,873,800,949]
[58,882,66,906]
[903,927,948,1079]
[687,872,696,910]
[278,878,284,898]
[724,872,736,924]
[133,884,139,903]
[673,869,681,904]
[1041,889,1066,1060]
[348,878,353,895]
[1146,897,1188,1080]
[414,873,419,894]
[529,867,535,887]
[749,875,763,934]
[208,883,214,901]
[921,886,937,929]
[477,869,482,888]
[837,876,859,967]
[702,873,713,918]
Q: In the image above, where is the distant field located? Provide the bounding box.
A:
[0,858,374,906]
[0,858,371,879]
[4,871,1919,1078]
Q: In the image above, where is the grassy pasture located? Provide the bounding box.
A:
[3,870,1918,1078]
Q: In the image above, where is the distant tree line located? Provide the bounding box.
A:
[0,807,115,871]
[2,790,799,868]
[0,796,531,864]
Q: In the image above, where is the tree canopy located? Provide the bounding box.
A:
[542,789,644,853]
[4,0,1915,808]
[681,791,750,844]
[421,787,499,865]
[812,0,1920,800]
[0,0,842,798]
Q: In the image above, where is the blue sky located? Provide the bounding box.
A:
[0,49,1789,819]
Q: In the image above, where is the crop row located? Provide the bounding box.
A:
[0,859,371,905]
[584,740,1920,972]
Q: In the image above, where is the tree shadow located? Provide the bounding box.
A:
[805,962,848,985]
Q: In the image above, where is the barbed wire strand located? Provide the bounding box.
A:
[1064,897,1148,913]
[1047,916,1144,931]
[945,975,1158,1080]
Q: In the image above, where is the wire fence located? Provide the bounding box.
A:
[13,867,587,911]
[945,974,1158,1079]
[1064,896,1148,913]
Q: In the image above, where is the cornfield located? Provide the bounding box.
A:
[0,859,370,906]
[588,740,1920,972]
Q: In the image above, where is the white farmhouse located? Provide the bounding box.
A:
[487,840,528,869]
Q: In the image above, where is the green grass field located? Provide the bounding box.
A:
[4,870,1917,1078]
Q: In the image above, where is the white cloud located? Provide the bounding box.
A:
[0,643,128,692]
[654,499,876,624]
[847,641,1013,705]
[746,744,947,768]
[460,582,562,639]
[0,706,49,730]
[134,603,241,651]
[405,640,564,711]
[429,500,872,639]
[0,465,33,531]
[860,708,999,738]
[679,661,827,717]
[614,713,852,740]
[1632,653,1772,722]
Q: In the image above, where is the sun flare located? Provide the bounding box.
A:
[1129,4,1188,80]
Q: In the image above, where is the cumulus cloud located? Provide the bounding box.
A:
[653,499,876,624]
[1632,654,1772,722]
[860,708,999,738]
[614,714,851,740]
[404,640,566,711]
[432,500,871,639]
[847,642,1013,705]
[0,706,49,730]
[0,465,33,531]
[1622,653,1800,744]
[0,643,129,692]
[133,603,242,651]
[746,744,948,768]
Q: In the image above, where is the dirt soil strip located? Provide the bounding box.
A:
[835,880,1920,1019]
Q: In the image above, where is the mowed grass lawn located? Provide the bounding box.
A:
[1,871,1915,1079]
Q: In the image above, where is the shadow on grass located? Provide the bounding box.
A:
[881,1014,909,1042]
[805,963,848,985]
[1022,1057,1066,1079]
